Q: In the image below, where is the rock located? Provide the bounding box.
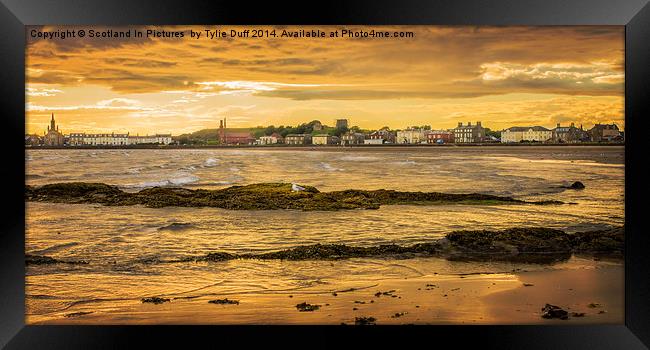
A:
[569,181,585,189]
[354,316,377,325]
[153,226,624,264]
[208,298,239,305]
[141,297,170,304]
[26,182,561,211]
[523,283,534,287]
[587,303,602,308]
[296,302,320,312]
[571,312,586,317]
[541,304,569,320]
[64,311,93,318]
[25,254,88,266]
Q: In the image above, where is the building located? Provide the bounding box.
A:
[453,121,486,143]
[43,114,65,146]
[129,134,173,145]
[25,134,42,146]
[66,133,172,146]
[368,129,396,144]
[285,134,312,145]
[364,139,384,145]
[312,134,339,145]
[221,132,255,145]
[501,126,553,143]
[553,123,589,143]
[336,119,349,129]
[258,133,283,145]
[426,130,454,144]
[589,124,622,142]
[340,132,365,145]
[396,128,426,144]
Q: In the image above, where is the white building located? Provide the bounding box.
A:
[259,135,279,145]
[66,133,172,146]
[364,138,384,145]
[312,134,340,145]
[501,126,552,143]
[128,134,173,145]
[396,129,426,144]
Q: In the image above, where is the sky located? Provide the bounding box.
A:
[26,25,625,135]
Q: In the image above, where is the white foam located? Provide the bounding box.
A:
[340,155,379,162]
[123,174,200,189]
[204,158,219,167]
[319,162,343,171]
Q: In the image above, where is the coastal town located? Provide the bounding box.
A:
[26,114,624,147]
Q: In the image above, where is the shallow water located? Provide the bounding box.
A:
[25,146,624,323]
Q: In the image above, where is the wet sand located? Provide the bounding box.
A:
[28,263,622,325]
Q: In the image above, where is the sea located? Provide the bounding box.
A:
[25,146,625,323]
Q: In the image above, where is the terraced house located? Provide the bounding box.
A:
[501,126,553,143]
[453,122,485,143]
[552,123,590,143]
[284,134,312,145]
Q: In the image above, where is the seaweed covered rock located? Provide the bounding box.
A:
[25,182,125,204]
[25,254,89,266]
[444,227,574,263]
[141,297,170,304]
[568,181,585,189]
[25,182,562,211]
[254,243,411,260]
[296,302,320,312]
[571,226,624,255]
[208,298,239,305]
[541,304,569,320]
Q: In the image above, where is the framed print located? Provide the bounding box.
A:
[1,0,649,348]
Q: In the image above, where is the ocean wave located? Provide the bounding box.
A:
[204,158,219,167]
[340,155,379,162]
[30,242,80,256]
[122,174,200,189]
[158,222,196,231]
[392,160,417,165]
[318,162,343,171]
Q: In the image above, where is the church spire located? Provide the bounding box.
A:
[50,113,56,131]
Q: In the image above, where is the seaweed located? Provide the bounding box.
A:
[26,182,563,211]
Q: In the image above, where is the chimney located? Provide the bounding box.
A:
[220,120,223,128]
[467,122,472,126]
[477,121,482,127]
[224,118,227,129]
[570,122,575,128]
[458,122,462,127]
[557,123,560,128]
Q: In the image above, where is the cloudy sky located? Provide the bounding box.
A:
[26,25,624,135]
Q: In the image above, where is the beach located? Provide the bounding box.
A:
[27,257,622,325]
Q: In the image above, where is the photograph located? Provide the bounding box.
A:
[24,25,625,325]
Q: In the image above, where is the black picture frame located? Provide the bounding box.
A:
[2,0,649,348]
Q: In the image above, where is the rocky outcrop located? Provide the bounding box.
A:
[26,182,563,211]
[179,227,624,264]
[25,254,88,266]
[28,227,623,266]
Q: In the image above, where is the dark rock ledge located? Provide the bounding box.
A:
[25,182,563,211]
[27,227,623,266]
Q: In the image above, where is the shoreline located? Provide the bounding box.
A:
[25,144,625,150]
[27,263,623,325]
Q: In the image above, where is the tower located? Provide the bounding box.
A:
[48,113,56,131]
